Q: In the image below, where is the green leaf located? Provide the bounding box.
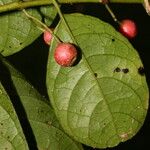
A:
[0,0,57,56]
[46,13,149,148]
[1,58,83,150]
[40,5,57,25]
[0,83,28,149]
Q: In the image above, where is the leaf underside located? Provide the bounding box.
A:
[46,13,149,148]
[0,0,57,56]
[0,59,83,150]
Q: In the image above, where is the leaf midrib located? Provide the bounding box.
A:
[58,15,120,142]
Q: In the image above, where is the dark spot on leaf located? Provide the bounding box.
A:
[122,68,129,74]
[9,46,11,48]
[112,38,115,42]
[114,67,121,72]
[94,73,98,77]
[138,67,145,76]
[0,123,3,126]
[7,136,10,139]
[5,148,8,150]
[20,42,22,45]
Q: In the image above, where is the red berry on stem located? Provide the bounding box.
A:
[119,19,137,39]
[43,30,52,45]
[54,43,77,67]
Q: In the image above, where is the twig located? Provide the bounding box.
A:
[0,0,143,13]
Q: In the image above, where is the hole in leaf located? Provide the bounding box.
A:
[122,68,129,74]
[138,67,145,76]
[114,67,121,72]
[94,73,98,77]
[112,38,115,42]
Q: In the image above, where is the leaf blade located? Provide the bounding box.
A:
[47,13,149,148]
[0,83,29,150]
[2,58,83,150]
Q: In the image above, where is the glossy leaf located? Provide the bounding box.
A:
[0,83,28,149]
[0,0,57,56]
[46,13,149,148]
[1,59,83,150]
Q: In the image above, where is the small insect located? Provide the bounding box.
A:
[138,67,145,76]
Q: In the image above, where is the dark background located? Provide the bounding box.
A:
[6,3,150,150]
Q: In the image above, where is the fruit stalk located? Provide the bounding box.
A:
[23,9,61,43]
[105,4,118,23]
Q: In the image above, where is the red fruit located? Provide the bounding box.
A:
[119,19,137,39]
[54,43,77,67]
[43,30,52,45]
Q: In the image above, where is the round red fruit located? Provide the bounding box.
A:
[54,43,77,67]
[43,30,52,45]
[119,19,137,39]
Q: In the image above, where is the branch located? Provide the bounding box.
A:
[0,0,143,13]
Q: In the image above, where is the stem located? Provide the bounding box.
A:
[22,9,61,43]
[0,1,51,13]
[0,0,143,13]
[52,0,76,43]
[105,4,118,23]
